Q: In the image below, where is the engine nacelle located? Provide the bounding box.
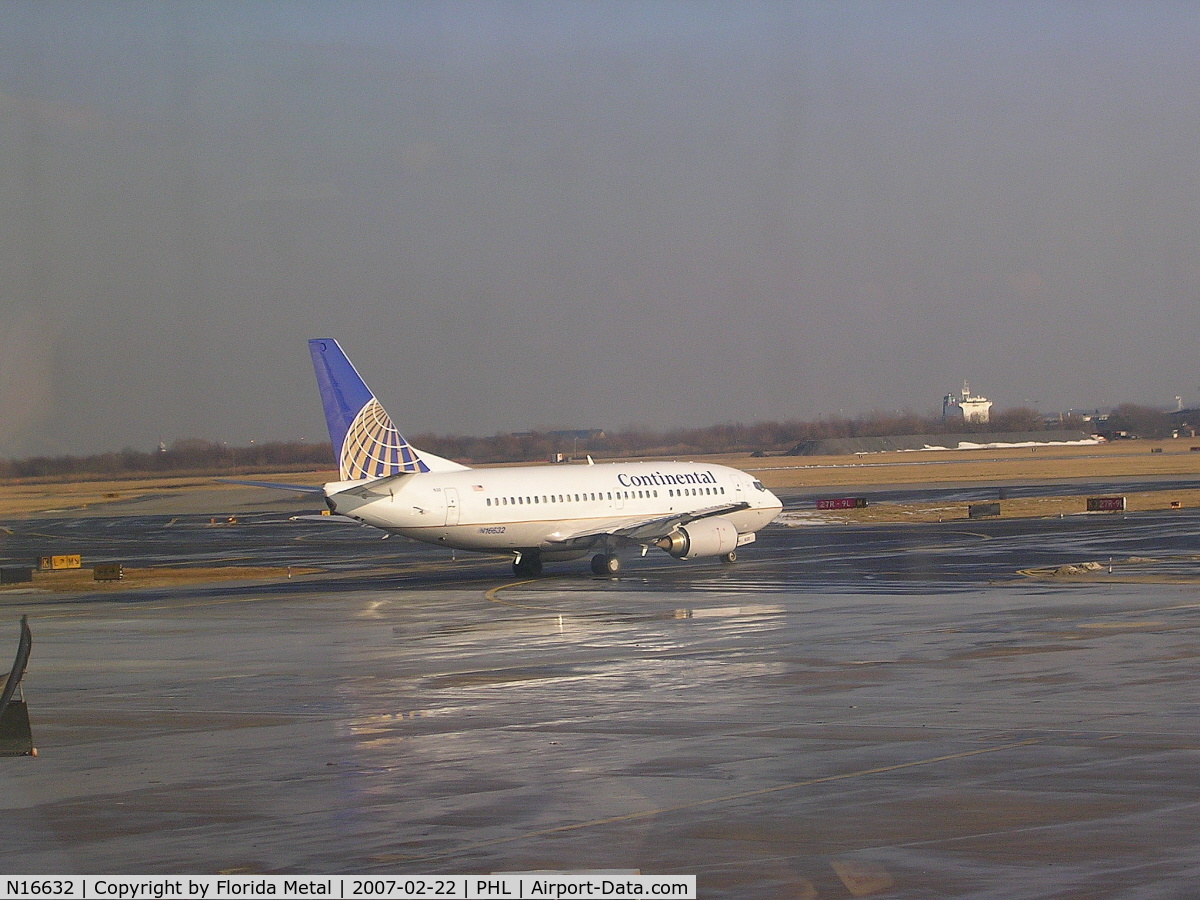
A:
[656,516,739,559]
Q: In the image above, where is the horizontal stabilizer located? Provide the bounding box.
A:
[219,479,325,494]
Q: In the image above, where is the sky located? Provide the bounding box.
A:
[2,1,1199,458]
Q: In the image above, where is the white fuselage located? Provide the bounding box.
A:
[325,460,782,554]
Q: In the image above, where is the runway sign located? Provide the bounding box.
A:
[94,563,124,581]
[968,502,1001,518]
[816,497,869,510]
[37,554,81,571]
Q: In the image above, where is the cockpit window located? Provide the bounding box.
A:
[752,480,767,492]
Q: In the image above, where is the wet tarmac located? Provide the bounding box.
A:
[2,503,1200,897]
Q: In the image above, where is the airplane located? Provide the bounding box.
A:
[271,339,782,577]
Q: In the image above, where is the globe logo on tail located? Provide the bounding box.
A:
[340,397,430,480]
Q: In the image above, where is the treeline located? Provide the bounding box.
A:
[0,404,1178,480]
[1101,403,1180,440]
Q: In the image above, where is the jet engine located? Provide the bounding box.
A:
[655,517,739,559]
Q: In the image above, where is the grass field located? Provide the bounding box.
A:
[743,440,1200,523]
[739,438,1200,489]
[0,473,329,518]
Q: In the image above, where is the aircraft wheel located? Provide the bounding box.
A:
[720,550,737,564]
[591,553,620,575]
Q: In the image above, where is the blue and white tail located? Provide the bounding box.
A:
[309,339,467,480]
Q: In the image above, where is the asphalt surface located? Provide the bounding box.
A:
[2,499,1200,897]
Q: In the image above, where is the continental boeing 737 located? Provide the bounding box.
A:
[272,339,782,577]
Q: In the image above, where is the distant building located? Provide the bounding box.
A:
[547,429,606,441]
[1169,408,1199,437]
[943,381,993,424]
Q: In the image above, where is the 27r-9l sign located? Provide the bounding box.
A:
[816,497,868,510]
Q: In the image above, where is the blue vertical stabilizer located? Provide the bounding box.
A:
[308,339,430,479]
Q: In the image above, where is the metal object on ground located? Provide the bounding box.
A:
[94,563,124,581]
[1087,496,1127,512]
[0,616,35,756]
[969,502,1001,518]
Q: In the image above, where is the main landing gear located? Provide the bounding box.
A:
[512,551,543,578]
[590,553,620,576]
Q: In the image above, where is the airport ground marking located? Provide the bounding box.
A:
[484,579,569,612]
[393,737,1042,864]
[21,530,63,541]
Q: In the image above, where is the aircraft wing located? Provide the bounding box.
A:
[541,502,750,548]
